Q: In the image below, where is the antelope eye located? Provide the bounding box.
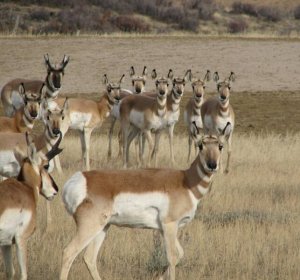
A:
[167,83,169,87]
[132,81,134,86]
[199,143,203,151]
[219,144,224,151]
[62,115,65,120]
[47,116,50,120]
[228,86,231,90]
[44,164,49,170]
[203,86,206,89]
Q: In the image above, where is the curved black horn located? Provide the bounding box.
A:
[192,121,200,134]
[46,131,63,161]
[222,122,231,135]
[44,53,55,71]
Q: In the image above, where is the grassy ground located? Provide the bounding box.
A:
[0,133,299,279]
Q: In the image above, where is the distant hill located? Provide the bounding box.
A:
[0,0,299,36]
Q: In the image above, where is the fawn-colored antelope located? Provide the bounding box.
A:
[1,54,69,117]
[0,131,62,280]
[48,75,123,170]
[184,70,211,162]
[60,122,231,280]
[120,69,171,167]
[201,71,235,173]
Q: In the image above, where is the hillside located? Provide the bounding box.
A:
[0,0,300,36]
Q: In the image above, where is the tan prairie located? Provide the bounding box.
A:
[0,133,299,280]
[0,38,300,94]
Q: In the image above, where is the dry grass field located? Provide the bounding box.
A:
[0,36,300,279]
[0,134,300,280]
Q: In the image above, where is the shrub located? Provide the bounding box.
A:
[228,19,248,33]
[257,6,282,22]
[232,2,257,17]
[30,8,50,21]
[113,15,150,32]
[294,5,300,20]
[179,9,199,32]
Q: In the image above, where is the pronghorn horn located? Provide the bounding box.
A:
[129,66,135,77]
[204,70,211,82]
[222,122,231,135]
[213,71,219,82]
[151,69,157,79]
[228,71,235,82]
[39,83,45,95]
[44,53,55,71]
[61,97,69,113]
[192,121,200,134]
[119,74,125,84]
[61,55,70,69]
[142,66,147,76]
[102,74,109,85]
[46,131,63,161]
[167,69,174,79]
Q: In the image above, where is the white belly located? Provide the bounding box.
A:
[110,192,169,229]
[0,208,32,245]
[11,91,24,110]
[0,151,20,177]
[69,112,92,130]
[166,110,180,126]
[129,110,145,129]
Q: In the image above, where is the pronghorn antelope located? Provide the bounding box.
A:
[201,71,235,173]
[60,122,231,280]
[0,83,42,133]
[0,132,62,280]
[107,66,148,160]
[184,70,211,162]
[120,69,170,168]
[0,54,69,117]
[49,74,124,171]
[150,69,192,166]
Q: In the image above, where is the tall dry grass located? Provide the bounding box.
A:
[0,132,300,279]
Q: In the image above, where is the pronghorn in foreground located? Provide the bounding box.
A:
[0,83,42,133]
[150,69,192,166]
[120,69,170,168]
[60,122,231,280]
[50,74,123,170]
[107,66,148,160]
[0,54,69,117]
[201,71,235,173]
[0,132,62,280]
[184,70,211,162]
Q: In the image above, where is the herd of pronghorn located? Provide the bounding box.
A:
[0,54,236,280]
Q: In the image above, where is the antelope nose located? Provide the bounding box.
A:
[159,89,165,95]
[177,89,182,95]
[207,160,217,170]
[136,88,141,94]
[52,128,60,136]
[220,95,226,101]
[30,111,38,118]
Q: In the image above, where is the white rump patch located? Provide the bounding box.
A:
[0,208,32,246]
[11,91,24,110]
[62,172,87,215]
[0,151,20,177]
[110,192,169,229]
[69,112,92,130]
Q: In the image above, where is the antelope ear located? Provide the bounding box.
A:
[204,70,211,82]
[129,66,135,77]
[229,71,236,82]
[142,66,148,77]
[213,72,219,83]
[19,83,26,97]
[151,69,157,79]
[27,140,40,165]
[62,98,69,113]
[13,145,27,165]
[102,74,108,85]
[167,69,174,80]
[184,69,192,82]
[44,53,50,64]
[119,74,125,84]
